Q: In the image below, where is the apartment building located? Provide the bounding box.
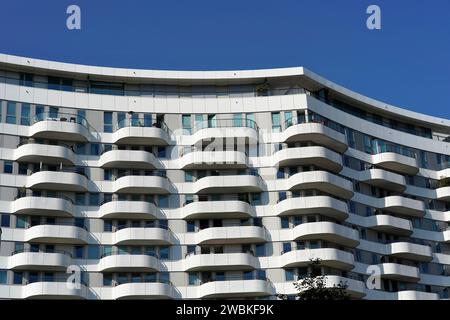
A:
[0,54,449,299]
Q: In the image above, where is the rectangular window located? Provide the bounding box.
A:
[0,270,7,284]
[6,101,16,124]
[131,113,139,127]
[35,105,45,121]
[20,103,30,125]
[89,193,99,206]
[281,217,289,229]
[90,143,100,156]
[185,171,193,182]
[77,110,86,126]
[195,114,203,130]
[282,242,292,253]
[187,221,196,232]
[271,112,281,132]
[103,274,113,286]
[74,246,84,259]
[144,113,152,127]
[117,112,126,129]
[278,192,287,202]
[3,161,12,174]
[285,269,295,281]
[75,193,85,205]
[1,214,10,227]
[233,113,242,127]
[246,113,255,129]
[158,195,169,208]
[49,107,58,119]
[255,244,265,257]
[20,73,33,87]
[102,112,112,134]
[207,114,216,128]
[104,169,113,181]
[188,273,198,285]
[182,114,191,134]
[88,246,99,259]
[159,247,169,260]
[13,272,23,285]
[16,216,26,228]
[285,111,293,128]
[47,76,60,90]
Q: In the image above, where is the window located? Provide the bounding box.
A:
[89,193,99,206]
[285,269,295,281]
[276,170,284,179]
[49,107,58,119]
[90,143,100,156]
[233,113,242,127]
[13,272,23,285]
[185,171,193,182]
[20,103,30,125]
[104,221,113,232]
[207,114,216,128]
[104,169,113,181]
[16,216,26,228]
[1,214,10,227]
[0,270,6,284]
[6,101,16,124]
[159,247,169,260]
[18,163,28,175]
[103,112,113,133]
[282,242,292,253]
[159,272,170,284]
[271,112,281,132]
[144,113,152,127]
[187,245,196,255]
[285,111,293,128]
[88,245,99,259]
[182,114,191,134]
[255,244,265,257]
[74,246,84,259]
[35,105,45,121]
[188,273,198,285]
[195,114,203,130]
[281,217,289,229]
[157,146,166,158]
[20,73,33,87]
[75,193,85,205]
[187,221,196,232]
[246,113,255,128]
[278,192,287,202]
[131,113,139,126]
[117,112,126,129]
[103,274,113,286]
[158,195,169,208]
[185,195,194,206]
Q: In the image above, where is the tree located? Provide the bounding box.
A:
[278,258,350,300]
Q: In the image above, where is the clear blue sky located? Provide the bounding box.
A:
[0,0,449,118]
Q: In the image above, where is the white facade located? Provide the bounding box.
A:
[0,53,449,299]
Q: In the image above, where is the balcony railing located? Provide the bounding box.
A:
[100,251,160,259]
[284,114,345,134]
[15,193,75,204]
[113,117,170,135]
[192,118,259,134]
[11,248,73,257]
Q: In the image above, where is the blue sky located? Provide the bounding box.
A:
[0,0,449,118]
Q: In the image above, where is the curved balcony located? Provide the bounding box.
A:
[272,146,342,173]
[26,171,88,192]
[380,196,425,217]
[12,195,74,217]
[386,242,433,262]
[376,263,420,282]
[275,196,349,220]
[112,175,171,194]
[277,276,365,299]
[178,150,248,170]
[193,174,265,194]
[367,290,440,300]
[29,112,91,142]
[15,143,75,165]
[111,282,175,300]
[181,200,255,220]
[21,281,89,299]
[365,215,412,236]
[183,252,258,271]
[281,120,348,153]
[99,150,162,169]
[98,200,162,220]
[112,119,171,146]
[436,186,450,201]
[190,118,259,145]
[112,227,172,245]
[372,153,419,175]
[24,224,89,244]
[286,171,353,199]
[195,226,268,245]
[98,253,161,272]
[9,250,72,271]
[292,222,360,247]
[197,278,273,299]
[280,248,355,271]
[358,169,406,192]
